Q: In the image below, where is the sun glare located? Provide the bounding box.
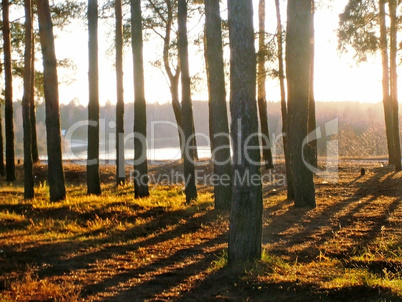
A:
[54,0,394,106]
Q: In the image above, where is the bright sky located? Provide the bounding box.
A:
[52,0,393,106]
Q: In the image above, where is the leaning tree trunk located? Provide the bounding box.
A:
[204,0,232,210]
[0,105,5,176]
[87,0,102,195]
[286,0,316,208]
[115,0,125,185]
[274,0,293,199]
[170,81,199,161]
[170,76,185,157]
[22,0,34,199]
[257,0,274,169]
[160,0,184,159]
[307,0,317,168]
[379,0,395,166]
[37,0,66,201]
[157,0,198,161]
[191,121,198,161]
[30,31,39,163]
[132,0,150,198]
[2,0,16,182]
[228,0,263,264]
[178,0,197,203]
[389,0,401,171]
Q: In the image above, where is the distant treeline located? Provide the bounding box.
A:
[7,100,401,158]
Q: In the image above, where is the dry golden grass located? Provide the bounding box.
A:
[0,160,400,301]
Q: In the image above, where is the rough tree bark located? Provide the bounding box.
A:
[286,0,316,208]
[0,105,4,176]
[87,0,102,195]
[379,0,395,166]
[115,0,125,185]
[30,33,39,163]
[37,0,66,201]
[22,0,34,199]
[228,0,263,264]
[257,0,274,169]
[204,0,231,210]
[132,0,150,198]
[389,0,401,171]
[274,0,293,199]
[178,0,197,203]
[307,0,317,168]
[2,0,16,182]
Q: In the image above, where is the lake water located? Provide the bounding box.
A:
[61,139,212,162]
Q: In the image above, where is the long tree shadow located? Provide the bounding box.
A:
[1,165,400,300]
[262,166,401,261]
[81,234,227,300]
[0,202,218,278]
[179,271,401,302]
[33,206,224,279]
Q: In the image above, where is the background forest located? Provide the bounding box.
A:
[5,99,402,158]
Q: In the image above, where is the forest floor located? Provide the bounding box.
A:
[0,159,401,301]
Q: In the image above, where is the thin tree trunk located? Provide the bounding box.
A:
[170,76,185,157]
[156,0,184,158]
[307,0,317,168]
[257,0,274,169]
[0,105,5,176]
[30,32,39,163]
[204,0,231,210]
[178,0,197,203]
[132,0,150,198]
[87,0,101,195]
[228,0,263,264]
[286,0,315,208]
[2,0,16,182]
[152,0,198,161]
[274,0,293,199]
[22,0,34,199]
[115,0,125,185]
[389,0,401,171]
[37,0,66,201]
[379,0,394,166]
[192,120,198,160]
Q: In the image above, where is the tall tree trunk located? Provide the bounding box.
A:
[132,0,150,198]
[274,0,293,199]
[228,0,263,264]
[307,0,317,168]
[0,105,5,176]
[115,0,125,185]
[87,0,101,195]
[286,0,316,208]
[170,76,185,157]
[257,0,274,169]
[155,0,184,159]
[2,0,16,182]
[171,85,198,162]
[30,34,39,164]
[23,0,34,199]
[379,0,394,166]
[178,0,197,203]
[204,0,231,210]
[389,0,401,171]
[192,121,198,161]
[153,0,198,161]
[37,0,66,201]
